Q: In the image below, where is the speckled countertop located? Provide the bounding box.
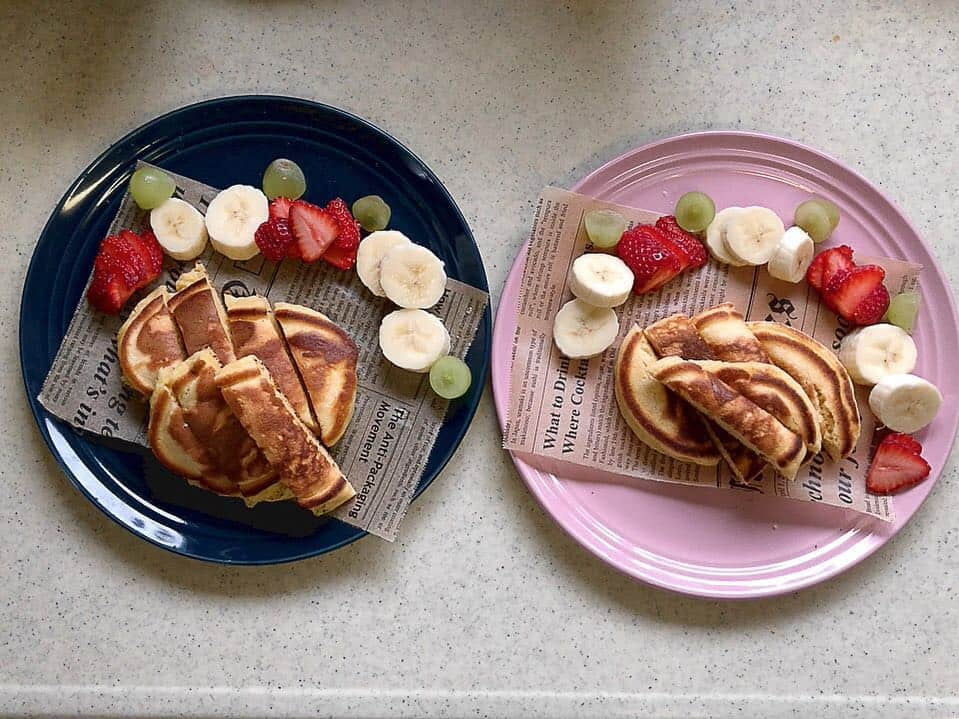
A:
[2,2,957,718]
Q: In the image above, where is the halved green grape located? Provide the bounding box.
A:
[674,191,715,233]
[795,198,839,243]
[885,291,920,333]
[262,158,306,201]
[352,195,391,231]
[129,166,175,210]
[429,356,472,399]
[584,209,627,249]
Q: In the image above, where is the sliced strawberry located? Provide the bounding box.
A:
[98,233,147,288]
[866,435,931,494]
[322,197,361,270]
[875,430,922,455]
[87,268,129,315]
[655,215,708,268]
[806,245,854,292]
[850,283,890,325]
[136,229,164,274]
[824,264,886,323]
[254,218,295,262]
[269,197,293,221]
[87,229,164,314]
[121,229,163,276]
[616,225,685,294]
[288,200,339,262]
[286,238,302,260]
[322,243,358,270]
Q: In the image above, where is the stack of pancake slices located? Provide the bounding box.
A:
[116,262,359,516]
[614,303,862,482]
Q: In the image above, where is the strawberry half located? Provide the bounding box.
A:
[866,433,931,494]
[322,197,361,270]
[850,283,890,325]
[824,264,887,324]
[254,218,295,262]
[269,197,293,221]
[616,225,685,294]
[875,430,923,455]
[87,268,130,315]
[288,200,339,263]
[655,215,708,268]
[86,229,163,315]
[806,245,854,292]
[121,228,163,276]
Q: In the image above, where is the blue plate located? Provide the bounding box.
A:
[20,96,491,564]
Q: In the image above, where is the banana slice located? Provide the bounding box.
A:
[356,230,412,297]
[569,253,634,308]
[723,206,785,265]
[767,226,814,283]
[379,244,447,309]
[705,207,749,266]
[379,308,450,372]
[204,185,269,261]
[839,324,917,385]
[552,298,619,359]
[150,197,208,261]
[868,374,941,433]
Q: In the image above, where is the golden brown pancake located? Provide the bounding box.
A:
[224,295,319,434]
[693,360,822,458]
[148,379,238,496]
[272,302,358,446]
[643,312,764,481]
[614,325,720,466]
[161,349,282,500]
[117,287,186,396]
[644,314,716,360]
[215,356,355,516]
[689,303,773,481]
[747,321,861,462]
[692,303,769,363]
[168,263,236,366]
[649,356,806,480]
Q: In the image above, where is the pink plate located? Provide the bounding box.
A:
[492,131,959,599]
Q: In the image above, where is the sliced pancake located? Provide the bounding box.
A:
[643,313,763,481]
[161,349,282,500]
[614,325,720,466]
[692,303,769,363]
[701,423,766,483]
[747,321,861,462]
[272,302,358,446]
[117,287,186,396]
[148,376,238,496]
[168,262,236,366]
[693,360,822,458]
[649,356,806,480]
[224,295,319,435]
[643,313,716,360]
[215,355,356,516]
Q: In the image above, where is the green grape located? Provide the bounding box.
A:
[795,199,839,243]
[352,195,392,231]
[262,158,306,200]
[584,209,627,249]
[429,356,472,399]
[885,291,920,333]
[674,191,715,233]
[129,166,175,210]
[816,198,840,229]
